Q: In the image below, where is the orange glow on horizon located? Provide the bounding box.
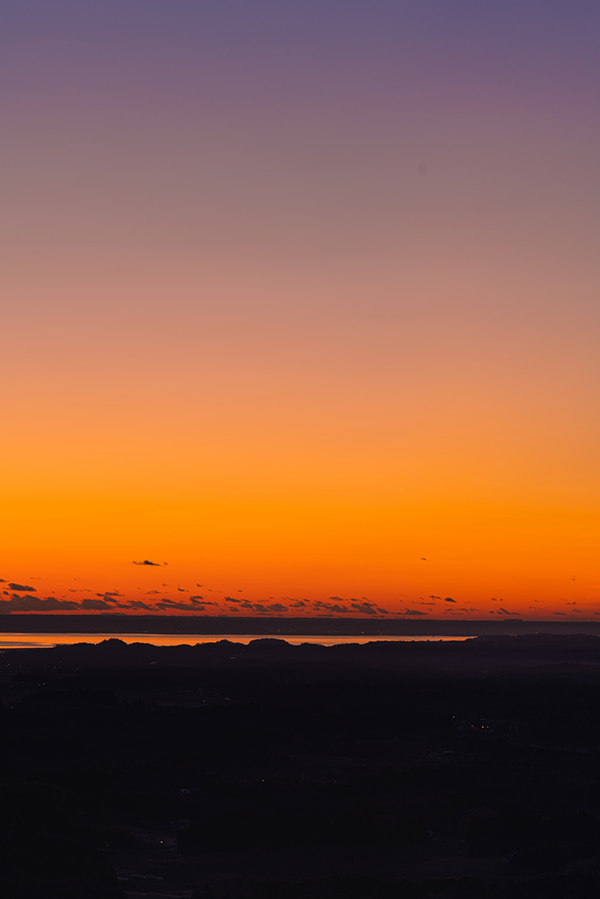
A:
[2,8,600,621]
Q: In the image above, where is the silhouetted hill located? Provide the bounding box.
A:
[3,636,600,897]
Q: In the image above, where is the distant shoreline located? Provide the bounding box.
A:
[1,614,600,636]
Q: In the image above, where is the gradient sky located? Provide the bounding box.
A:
[2,1,600,619]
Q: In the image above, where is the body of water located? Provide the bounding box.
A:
[0,633,474,649]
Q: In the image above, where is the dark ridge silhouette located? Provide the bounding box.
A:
[3,635,600,897]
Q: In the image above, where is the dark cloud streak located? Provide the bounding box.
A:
[0,595,78,611]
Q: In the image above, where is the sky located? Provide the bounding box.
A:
[1,1,600,619]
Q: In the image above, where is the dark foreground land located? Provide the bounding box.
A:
[3,636,600,898]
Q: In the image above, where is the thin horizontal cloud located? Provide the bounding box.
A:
[91,595,118,606]
[0,594,78,611]
[80,598,118,610]
[350,600,388,616]
[132,560,161,566]
[312,599,344,611]
[266,603,287,613]
[226,600,288,614]
[96,592,123,601]
[154,599,207,611]
[309,597,389,616]
[227,600,254,611]
[9,583,37,592]
[320,604,350,614]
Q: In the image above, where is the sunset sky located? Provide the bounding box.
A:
[2,1,599,619]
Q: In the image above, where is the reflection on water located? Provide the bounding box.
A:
[0,633,473,649]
